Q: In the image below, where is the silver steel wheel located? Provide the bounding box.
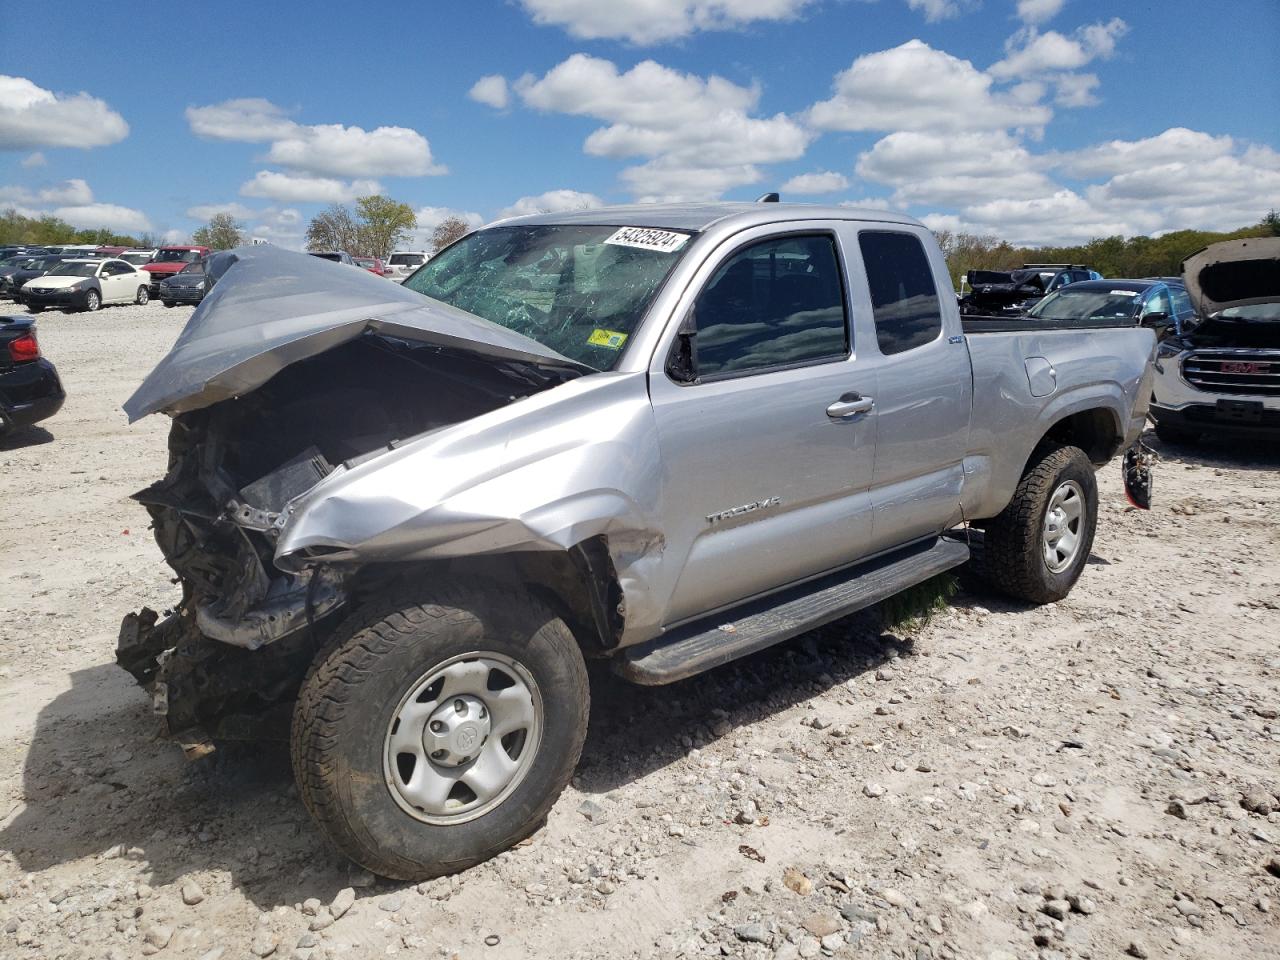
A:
[1042,479,1085,573]
[383,652,542,825]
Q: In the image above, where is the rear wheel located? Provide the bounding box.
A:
[135,286,149,305]
[981,443,1097,604]
[84,290,100,312]
[291,579,589,881]
[1154,418,1198,446]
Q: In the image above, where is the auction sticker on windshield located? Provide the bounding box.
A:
[588,329,629,349]
[605,227,691,253]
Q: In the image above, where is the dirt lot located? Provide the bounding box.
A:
[1,301,1278,960]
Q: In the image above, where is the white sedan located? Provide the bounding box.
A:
[19,258,153,313]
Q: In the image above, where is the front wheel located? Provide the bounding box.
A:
[84,290,100,312]
[135,286,149,305]
[980,443,1098,604]
[291,580,589,881]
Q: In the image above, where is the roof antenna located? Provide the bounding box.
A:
[756,192,780,203]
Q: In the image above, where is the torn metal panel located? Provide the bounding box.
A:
[123,244,591,422]
[272,371,668,646]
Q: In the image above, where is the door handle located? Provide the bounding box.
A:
[826,393,874,419]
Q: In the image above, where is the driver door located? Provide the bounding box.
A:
[647,227,878,626]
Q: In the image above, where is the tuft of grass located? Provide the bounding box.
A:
[877,574,958,634]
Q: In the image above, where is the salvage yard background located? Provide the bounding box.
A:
[1,302,1279,959]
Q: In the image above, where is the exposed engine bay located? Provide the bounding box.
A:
[118,334,577,749]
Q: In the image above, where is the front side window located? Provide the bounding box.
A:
[407,224,692,370]
[1170,286,1193,320]
[690,234,847,378]
[858,231,942,355]
[1143,286,1171,316]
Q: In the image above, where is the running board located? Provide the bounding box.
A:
[616,537,969,685]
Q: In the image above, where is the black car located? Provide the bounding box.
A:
[0,316,64,436]
[0,255,75,300]
[1025,278,1196,333]
[158,258,210,306]
[959,264,1097,316]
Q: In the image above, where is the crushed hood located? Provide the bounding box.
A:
[1182,237,1280,317]
[124,244,591,422]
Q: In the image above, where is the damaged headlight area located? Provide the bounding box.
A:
[117,333,579,749]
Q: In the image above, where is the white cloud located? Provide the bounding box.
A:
[1055,127,1235,178]
[516,54,811,199]
[186,202,258,221]
[905,0,968,23]
[21,152,45,168]
[239,170,382,204]
[161,229,187,245]
[498,189,604,219]
[0,178,95,206]
[857,131,1055,206]
[518,0,811,44]
[54,203,152,234]
[188,98,444,178]
[265,124,444,178]
[245,207,306,248]
[0,75,129,150]
[780,170,850,194]
[185,98,296,142]
[1016,0,1065,25]
[989,19,1127,79]
[808,41,1052,135]
[469,75,510,110]
[1052,72,1099,107]
[413,206,486,230]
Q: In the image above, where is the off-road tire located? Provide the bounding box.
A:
[980,443,1097,604]
[291,579,589,881]
[1154,418,1198,447]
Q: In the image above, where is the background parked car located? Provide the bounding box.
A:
[0,255,76,300]
[119,249,158,267]
[1150,237,1280,445]
[1024,278,1193,332]
[158,259,210,307]
[308,250,355,264]
[143,245,210,294]
[353,255,387,276]
[384,250,427,281]
[959,263,1097,316]
[0,315,64,436]
[18,258,152,313]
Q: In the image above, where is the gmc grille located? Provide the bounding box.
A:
[1182,350,1280,396]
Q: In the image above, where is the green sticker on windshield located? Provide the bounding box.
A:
[588,329,628,349]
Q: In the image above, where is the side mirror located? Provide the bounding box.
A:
[665,309,699,384]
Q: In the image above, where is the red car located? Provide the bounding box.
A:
[143,245,211,293]
[353,256,387,277]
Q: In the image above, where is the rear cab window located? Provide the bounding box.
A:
[857,231,943,355]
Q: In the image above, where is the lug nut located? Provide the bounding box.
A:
[430,721,444,733]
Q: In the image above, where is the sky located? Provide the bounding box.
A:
[1,0,1277,249]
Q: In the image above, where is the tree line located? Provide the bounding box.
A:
[0,208,149,248]
[935,211,1280,290]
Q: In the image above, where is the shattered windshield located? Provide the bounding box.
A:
[405,224,694,370]
[1029,287,1142,321]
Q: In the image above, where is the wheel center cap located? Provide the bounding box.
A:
[423,695,490,767]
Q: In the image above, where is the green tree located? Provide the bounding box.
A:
[355,195,416,260]
[192,212,244,250]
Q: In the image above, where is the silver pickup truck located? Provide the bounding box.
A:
[118,203,1155,880]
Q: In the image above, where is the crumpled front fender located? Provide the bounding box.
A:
[275,371,668,642]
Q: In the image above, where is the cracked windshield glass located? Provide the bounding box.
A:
[404,224,693,369]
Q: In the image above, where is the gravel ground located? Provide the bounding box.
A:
[1,301,1278,960]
